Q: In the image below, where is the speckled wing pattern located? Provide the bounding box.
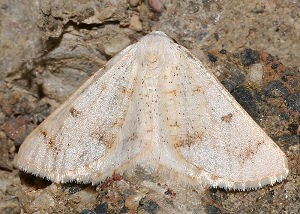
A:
[15,31,288,190]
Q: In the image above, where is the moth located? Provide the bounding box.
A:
[15,31,288,190]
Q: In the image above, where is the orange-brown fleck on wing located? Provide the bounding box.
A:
[221,113,233,123]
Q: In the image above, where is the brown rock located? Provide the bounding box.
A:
[129,0,139,7]
[3,116,27,143]
[129,15,143,31]
[0,93,20,116]
[0,131,13,171]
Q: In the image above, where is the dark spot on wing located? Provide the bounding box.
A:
[221,113,233,123]
[256,139,265,150]
[69,107,81,117]
[193,86,201,93]
[40,130,47,138]
[164,90,177,96]
[174,131,203,148]
[48,137,54,145]
[237,140,265,165]
[90,130,115,149]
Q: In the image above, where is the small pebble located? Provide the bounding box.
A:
[265,54,274,65]
[271,62,280,69]
[129,15,143,31]
[94,202,108,214]
[3,117,27,143]
[206,205,221,214]
[207,53,217,63]
[129,0,139,7]
[79,209,95,214]
[241,49,260,66]
[248,63,263,86]
[220,49,227,54]
[149,0,164,12]
[289,79,298,89]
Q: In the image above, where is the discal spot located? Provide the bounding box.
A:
[174,131,202,148]
[165,90,177,96]
[244,146,255,159]
[122,87,126,94]
[169,121,179,127]
[237,145,255,165]
[193,86,202,93]
[69,107,81,117]
[48,137,54,145]
[91,130,115,149]
[221,113,233,123]
[40,130,47,138]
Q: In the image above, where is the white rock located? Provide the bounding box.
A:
[248,63,264,86]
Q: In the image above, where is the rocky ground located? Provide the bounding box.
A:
[0,0,299,213]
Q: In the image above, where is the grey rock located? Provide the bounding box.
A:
[79,209,95,214]
[206,205,221,214]
[262,80,290,99]
[289,79,298,89]
[278,111,290,121]
[207,53,217,63]
[41,71,77,102]
[197,32,208,42]
[271,62,280,69]
[94,203,108,214]
[104,35,131,56]
[120,206,130,213]
[231,86,258,119]
[241,49,260,66]
[138,199,159,214]
[221,70,245,93]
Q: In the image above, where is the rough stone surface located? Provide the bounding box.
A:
[231,86,259,120]
[262,80,290,99]
[240,49,261,66]
[94,203,108,214]
[0,0,299,213]
[286,91,300,113]
[206,205,221,214]
[103,35,131,56]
